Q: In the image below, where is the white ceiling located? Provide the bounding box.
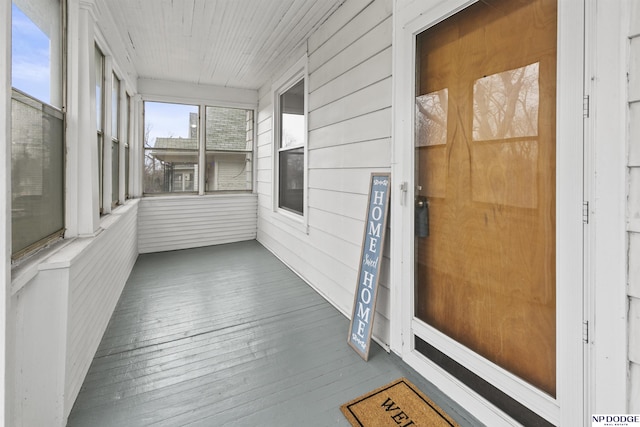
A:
[104,0,346,90]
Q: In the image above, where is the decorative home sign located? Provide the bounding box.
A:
[347,173,391,361]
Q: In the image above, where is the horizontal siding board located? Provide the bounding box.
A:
[256,143,272,159]
[308,108,391,150]
[308,168,377,194]
[631,298,640,364]
[308,0,391,73]
[308,78,392,130]
[308,0,374,54]
[308,207,364,244]
[630,36,640,102]
[309,47,392,112]
[138,195,258,253]
[308,188,367,221]
[630,233,640,299]
[309,139,391,169]
[630,102,640,166]
[309,16,392,92]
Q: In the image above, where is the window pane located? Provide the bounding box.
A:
[95,46,104,131]
[125,94,130,198]
[112,73,120,139]
[144,102,199,149]
[143,102,199,194]
[11,91,64,256]
[112,141,119,205]
[205,106,253,151]
[125,145,130,199]
[11,1,62,107]
[98,133,103,212]
[205,152,252,191]
[278,147,304,214]
[280,80,304,149]
[143,152,198,193]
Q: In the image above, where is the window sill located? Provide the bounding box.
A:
[11,199,140,296]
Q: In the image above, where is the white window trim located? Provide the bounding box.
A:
[271,55,309,234]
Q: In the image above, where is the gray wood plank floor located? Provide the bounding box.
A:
[67,240,482,427]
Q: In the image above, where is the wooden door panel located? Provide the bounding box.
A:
[415,0,557,396]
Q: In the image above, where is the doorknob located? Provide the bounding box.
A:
[415,195,429,237]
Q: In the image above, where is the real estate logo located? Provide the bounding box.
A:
[592,415,640,427]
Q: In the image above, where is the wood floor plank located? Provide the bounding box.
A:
[67,241,481,427]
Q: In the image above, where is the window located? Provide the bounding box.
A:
[205,106,253,192]
[143,102,199,194]
[111,72,120,206]
[125,93,131,199]
[95,45,105,212]
[11,0,64,258]
[143,101,255,195]
[276,78,306,216]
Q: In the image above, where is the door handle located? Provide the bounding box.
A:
[415,195,429,237]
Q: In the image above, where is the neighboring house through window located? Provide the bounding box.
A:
[143,101,254,194]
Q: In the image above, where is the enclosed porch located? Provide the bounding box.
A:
[66,241,478,426]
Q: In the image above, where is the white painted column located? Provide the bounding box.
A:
[1,0,12,425]
[66,0,100,237]
[586,0,629,415]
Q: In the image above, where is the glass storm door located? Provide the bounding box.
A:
[414,0,557,397]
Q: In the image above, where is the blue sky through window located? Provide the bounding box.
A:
[12,3,51,104]
[144,102,199,148]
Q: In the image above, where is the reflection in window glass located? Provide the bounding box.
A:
[144,102,199,193]
[416,89,448,147]
[473,63,539,141]
[279,147,304,214]
[278,79,305,215]
[471,63,540,208]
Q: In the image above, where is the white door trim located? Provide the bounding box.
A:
[390,0,586,425]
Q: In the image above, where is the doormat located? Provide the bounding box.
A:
[340,378,460,427]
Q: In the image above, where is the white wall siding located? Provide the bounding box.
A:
[10,201,139,426]
[138,194,258,254]
[66,202,138,413]
[628,4,640,411]
[257,0,393,346]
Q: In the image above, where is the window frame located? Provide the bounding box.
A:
[10,0,66,260]
[142,100,200,195]
[124,92,131,199]
[204,106,254,193]
[95,44,105,214]
[141,97,256,196]
[111,71,120,207]
[271,56,309,232]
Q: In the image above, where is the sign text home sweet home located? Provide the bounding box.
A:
[347,173,391,361]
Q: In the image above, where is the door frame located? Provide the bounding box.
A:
[390,0,586,425]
